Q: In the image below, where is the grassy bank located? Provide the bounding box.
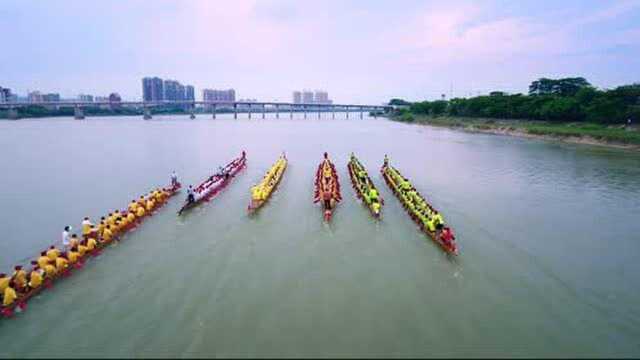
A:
[391,114,640,148]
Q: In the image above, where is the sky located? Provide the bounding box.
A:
[1,0,639,104]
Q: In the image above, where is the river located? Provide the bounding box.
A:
[0,114,639,357]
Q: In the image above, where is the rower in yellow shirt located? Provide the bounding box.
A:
[12,266,28,292]
[28,266,44,289]
[77,242,89,257]
[87,237,98,252]
[127,211,136,224]
[3,283,18,307]
[102,225,113,244]
[136,205,146,218]
[145,198,154,212]
[0,273,9,294]
[107,213,116,228]
[69,234,80,249]
[128,200,138,213]
[67,248,80,264]
[44,263,57,279]
[37,252,50,269]
[46,246,59,261]
[55,256,69,273]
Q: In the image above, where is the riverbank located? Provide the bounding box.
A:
[390,114,640,150]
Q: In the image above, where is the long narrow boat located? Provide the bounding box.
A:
[1,182,182,318]
[248,153,288,214]
[178,151,247,215]
[347,153,383,218]
[313,152,341,221]
[381,157,458,255]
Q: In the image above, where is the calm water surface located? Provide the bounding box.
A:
[0,115,639,357]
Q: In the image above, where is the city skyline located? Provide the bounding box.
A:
[1,1,639,104]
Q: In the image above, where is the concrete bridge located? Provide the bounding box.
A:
[0,100,392,120]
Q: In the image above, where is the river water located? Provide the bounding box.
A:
[0,115,639,357]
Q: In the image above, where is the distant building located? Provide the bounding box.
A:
[28,91,43,103]
[302,90,314,104]
[78,94,94,102]
[293,91,302,104]
[94,96,109,102]
[186,85,195,101]
[42,93,60,102]
[314,90,332,104]
[202,89,236,103]
[0,87,11,103]
[109,93,121,103]
[142,77,164,102]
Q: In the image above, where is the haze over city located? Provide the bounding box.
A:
[2,0,639,103]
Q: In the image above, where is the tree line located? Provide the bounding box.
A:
[390,78,640,124]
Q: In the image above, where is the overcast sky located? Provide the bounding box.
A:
[2,0,639,104]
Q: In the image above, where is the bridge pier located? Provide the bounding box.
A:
[360,107,363,119]
[190,112,196,119]
[74,105,85,120]
[143,107,152,120]
[248,105,252,119]
[304,106,307,119]
[262,104,265,119]
[332,107,335,119]
[7,107,19,120]
[276,104,279,119]
[234,104,238,119]
[346,106,349,119]
[318,107,321,119]
[212,104,216,119]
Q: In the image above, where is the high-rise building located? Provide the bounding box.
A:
[42,93,60,102]
[186,85,195,101]
[142,77,164,102]
[302,90,314,104]
[202,89,236,102]
[314,90,330,104]
[28,91,43,103]
[0,87,11,103]
[78,94,94,102]
[293,91,302,104]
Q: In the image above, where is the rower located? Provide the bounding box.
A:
[67,247,80,264]
[12,266,28,293]
[77,241,89,257]
[0,273,9,294]
[46,245,59,261]
[3,281,17,307]
[43,261,57,279]
[126,210,136,224]
[171,170,179,188]
[128,200,138,213]
[98,219,106,238]
[62,226,71,250]
[37,251,50,269]
[69,234,80,249]
[87,237,98,252]
[369,188,379,202]
[55,256,69,273]
[81,217,94,238]
[383,154,389,167]
[371,200,381,215]
[28,266,44,289]
[102,225,114,244]
[187,185,195,204]
[136,204,146,218]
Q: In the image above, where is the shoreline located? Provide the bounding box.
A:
[388,115,640,151]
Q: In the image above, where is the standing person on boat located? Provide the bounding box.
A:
[12,266,28,293]
[187,185,195,203]
[171,171,179,188]
[383,154,389,167]
[62,226,71,250]
[81,217,94,239]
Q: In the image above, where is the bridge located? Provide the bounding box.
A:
[0,100,392,120]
